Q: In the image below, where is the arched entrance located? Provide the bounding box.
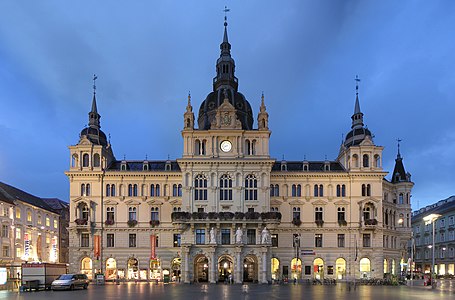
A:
[359,257,371,278]
[81,257,93,280]
[243,255,258,283]
[127,257,139,280]
[291,258,302,279]
[313,258,324,280]
[171,258,181,282]
[384,258,388,275]
[218,255,233,283]
[194,255,209,283]
[271,258,280,281]
[335,258,346,280]
[105,258,117,280]
[391,259,396,275]
[150,258,161,281]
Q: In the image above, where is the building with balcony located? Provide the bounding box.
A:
[411,196,455,277]
[65,17,413,283]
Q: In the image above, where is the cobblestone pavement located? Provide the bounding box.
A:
[0,281,453,300]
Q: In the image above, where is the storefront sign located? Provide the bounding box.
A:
[51,237,58,261]
[150,235,156,259]
[24,233,30,258]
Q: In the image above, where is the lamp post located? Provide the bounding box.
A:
[423,213,441,289]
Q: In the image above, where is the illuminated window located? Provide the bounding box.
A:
[46,216,50,227]
[16,247,21,258]
[15,207,21,219]
[38,215,42,225]
[15,228,21,239]
[54,219,58,229]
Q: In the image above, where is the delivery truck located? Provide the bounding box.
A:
[21,263,67,291]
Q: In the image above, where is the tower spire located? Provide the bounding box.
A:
[351,75,364,129]
[397,138,402,159]
[88,74,100,129]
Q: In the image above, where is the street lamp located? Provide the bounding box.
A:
[423,213,441,289]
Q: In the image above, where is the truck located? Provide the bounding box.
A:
[21,263,67,291]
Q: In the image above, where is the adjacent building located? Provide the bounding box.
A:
[0,182,62,287]
[66,18,413,283]
[411,196,455,277]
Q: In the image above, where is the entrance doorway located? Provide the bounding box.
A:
[81,257,93,280]
[105,258,117,280]
[127,257,139,280]
[243,255,258,282]
[218,255,233,283]
[291,258,302,279]
[335,258,346,280]
[171,258,181,282]
[194,255,209,282]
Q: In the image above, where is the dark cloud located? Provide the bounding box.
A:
[0,0,454,209]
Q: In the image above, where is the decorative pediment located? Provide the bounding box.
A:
[211,98,242,129]
[72,197,90,204]
[124,199,141,205]
[104,200,119,205]
[289,199,305,205]
[360,136,374,146]
[78,136,93,145]
[312,199,328,205]
[169,199,181,205]
[270,199,283,206]
[334,200,350,206]
[146,199,164,205]
[359,197,380,205]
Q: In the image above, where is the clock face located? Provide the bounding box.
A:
[220,140,232,152]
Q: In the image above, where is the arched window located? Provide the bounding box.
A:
[374,155,380,167]
[314,185,319,197]
[195,140,201,155]
[363,207,371,220]
[336,185,341,197]
[177,184,182,197]
[82,154,89,167]
[81,204,89,220]
[220,174,232,201]
[315,207,323,221]
[293,207,301,221]
[367,184,371,196]
[337,207,345,221]
[128,184,133,197]
[111,184,116,196]
[274,184,280,197]
[106,184,111,197]
[86,184,91,196]
[71,154,78,168]
[363,154,369,167]
[106,207,115,221]
[352,154,359,168]
[150,207,159,221]
[128,207,137,221]
[292,184,301,197]
[156,184,160,196]
[245,140,251,155]
[362,184,366,197]
[319,185,323,197]
[251,140,256,155]
[93,153,100,167]
[150,184,155,197]
[399,193,404,204]
[81,184,86,196]
[173,184,178,197]
[270,184,274,196]
[133,184,138,197]
[194,175,208,200]
[244,175,258,201]
[292,185,297,197]
[342,184,346,197]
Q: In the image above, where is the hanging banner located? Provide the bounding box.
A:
[52,237,58,261]
[24,233,30,259]
[94,235,101,258]
[37,235,42,259]
[150,235,156,259]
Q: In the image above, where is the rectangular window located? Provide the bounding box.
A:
[221,229,231,245]
[327,265,334,275]
[107,234,115,248]
[173,234,181,247]
[46,217,50,227]
[315,234,322,247]
[305,265,311,275]
[293,234,300,247]
[196,229,205,245]
[129,234,136,247]
[247,229,256,245]
[271,234,278,247]
[441,219,445,228]
[54,219,58,229]
[15,228,21,240]
[449,216,454,225]
[363,234,371,247]
[338,234,345,248]
[16,247,21,258]
[2,246,9,257]
[16,208,21,219]
[81,233,89,247]
[1,225,8,238]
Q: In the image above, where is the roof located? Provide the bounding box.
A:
[412,196,455,220]
[271,161,345,172]
[42,198,69,210]
[391,156,409,183]
[106,160,181,172]
[0,181,57,213]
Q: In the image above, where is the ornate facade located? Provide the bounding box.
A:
[66,19,413,283]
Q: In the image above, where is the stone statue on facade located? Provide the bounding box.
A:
[261,226,271,244]
[210,227,217,244]
[235,227,243,244]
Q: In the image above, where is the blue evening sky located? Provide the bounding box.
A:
[0,0,454,210]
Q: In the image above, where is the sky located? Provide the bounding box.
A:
[0,0,454,211]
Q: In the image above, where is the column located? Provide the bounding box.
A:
[182,247,190,283]
[235,247,242,284]
[208,247,216,283]
[261,247,268,284]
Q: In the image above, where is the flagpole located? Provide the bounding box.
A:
[354,234,357,289]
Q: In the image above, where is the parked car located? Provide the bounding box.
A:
[51,274,89,290]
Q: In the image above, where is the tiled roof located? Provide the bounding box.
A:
[271,161,345,172]
[106,160,181,172]
[0,182,57,213]
[412,196,455,220]
[42,198,69,210]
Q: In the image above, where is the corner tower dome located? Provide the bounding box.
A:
[197,16,254,130]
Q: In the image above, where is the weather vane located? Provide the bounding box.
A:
[93,74,98,94]
[397,138,402,156]
[355,75,360,96]
[223,6,230,21]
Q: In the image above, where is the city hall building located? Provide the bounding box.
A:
[66,19,413,284]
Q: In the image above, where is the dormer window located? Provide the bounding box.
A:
[143,163,149,171]
[121,162,127,171]
[165,162,172,171]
